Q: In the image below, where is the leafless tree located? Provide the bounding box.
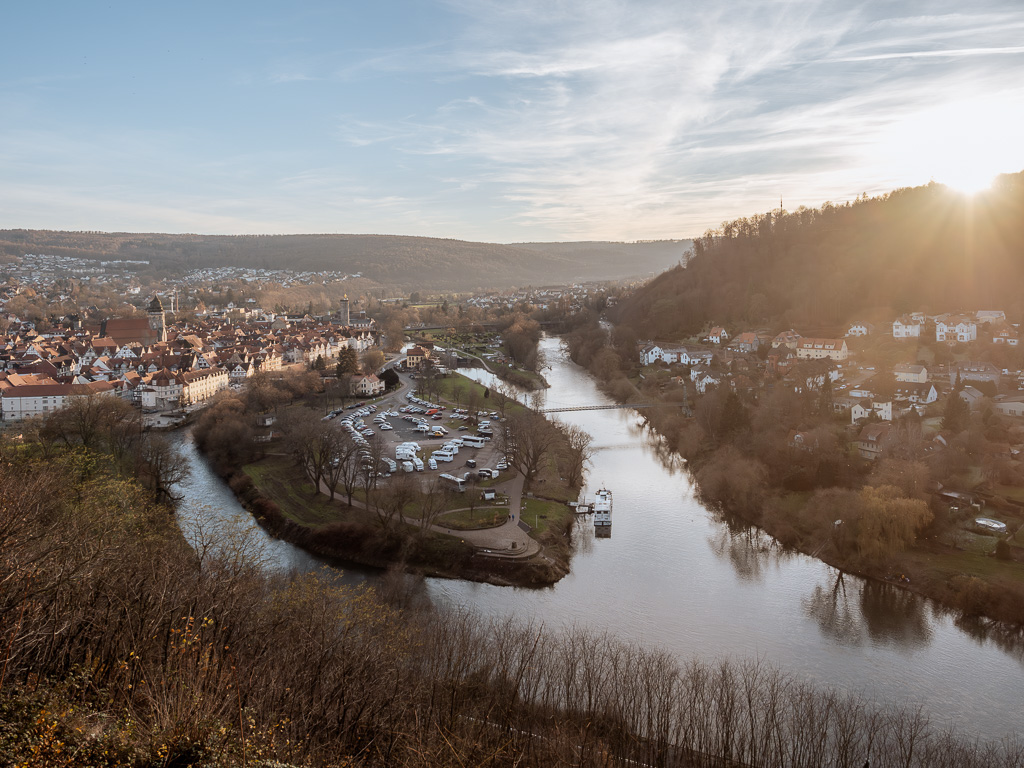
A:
[560,422,593,488]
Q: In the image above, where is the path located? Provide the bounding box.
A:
[317,464,540,560]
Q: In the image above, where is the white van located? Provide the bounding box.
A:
[412,457,424,471]
[382,457,398,473]
[402,461,415,473]
[431,450,454,462]
[462,436,486,448]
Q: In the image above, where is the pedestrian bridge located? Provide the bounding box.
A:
[538,402,685,414]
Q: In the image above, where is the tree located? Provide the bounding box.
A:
[560,423,593,488]
[500,410,557,487]
[135,434,191,502]
[362,349,386,374]
[337,347,359,376]
[311,354,326,371]
[372,471,417,531]
[941,393,969,433]
[417,477,453,531]
[380,368,401,390]
[323,432,361,502]
[853,485,932,566]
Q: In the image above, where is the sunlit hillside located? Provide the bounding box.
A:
[612,173,1024,338]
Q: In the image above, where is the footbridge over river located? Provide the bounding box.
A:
[538,402,689,414]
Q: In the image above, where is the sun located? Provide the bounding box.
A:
[876,95,1024,196]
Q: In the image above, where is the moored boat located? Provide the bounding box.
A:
[593,487,612,536]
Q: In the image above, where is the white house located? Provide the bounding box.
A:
[350,373,385,397]
[893,363,928,383]
[935,315,977,343]
[795,338,849,361]
[846,322,874,337]
[851,399,892,423]
[892,316,921,339]
[707,327,729,344]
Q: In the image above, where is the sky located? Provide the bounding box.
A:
[3,0,1024,243]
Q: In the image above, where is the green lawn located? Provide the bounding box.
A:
[521,497,573,535]
[440,506,510,530]
[243,456,356,527]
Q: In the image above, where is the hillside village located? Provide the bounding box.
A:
[0,296,379,421]
[639,308,1024,462]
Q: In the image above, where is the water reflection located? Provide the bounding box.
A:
[706,513,791,583]
[803,571,933,650]
[803,573,863,645]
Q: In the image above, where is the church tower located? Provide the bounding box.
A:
[148,296,167,343]
[339,295,350,326]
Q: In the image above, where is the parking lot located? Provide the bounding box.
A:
[324,382,507,487]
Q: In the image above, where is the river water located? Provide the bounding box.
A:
[174,336,1024,741]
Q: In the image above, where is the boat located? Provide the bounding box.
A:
[592,487,612,537]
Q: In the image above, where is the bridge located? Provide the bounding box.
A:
[538,402,686,414]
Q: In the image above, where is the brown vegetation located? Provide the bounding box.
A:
[0,448,1020,765]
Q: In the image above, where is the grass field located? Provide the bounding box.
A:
[243,456,357,527]
[521,497,573,535]
[441,506,510,530]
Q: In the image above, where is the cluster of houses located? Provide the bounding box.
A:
[859,310,1014,345]
[0,297,380,421]
[642,310,1024,461]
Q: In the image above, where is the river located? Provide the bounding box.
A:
[174,335,1024,741]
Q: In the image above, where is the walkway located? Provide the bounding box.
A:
[316,458,540,560]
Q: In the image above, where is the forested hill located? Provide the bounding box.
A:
[612,173,1024,338]
[0,230,685,291]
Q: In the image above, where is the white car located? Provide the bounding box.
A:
[428,458,437,470]
[379,423,393,430]
[496,460,508,471]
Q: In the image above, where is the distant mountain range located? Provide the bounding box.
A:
[0,230,689,291]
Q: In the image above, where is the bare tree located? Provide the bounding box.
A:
[560,422,593,488]
[135,434,191,502]
[500,409,557,487]
[371,471,417,531]
[416,477,453,531]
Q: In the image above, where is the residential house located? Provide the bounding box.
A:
[935,315,977,343]
[892,316,921,339]
[894,382,938,404]
[771,330,802,349]
[788,430,819,452]
[846,321,874,337]
[976,310,1006,325]
[730,332,759,353]
[893,363,928,383]
[993,395,1024,417]
[795,338,849,361]
[851,398,892,423]
[405,346,429,370]
[707,327,729,344]
[350,373,385,397]
[952,362,1001,387]
[993,327,1020,346]
[856,423,891,460]
[958,386,986,410]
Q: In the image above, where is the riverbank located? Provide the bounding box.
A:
[411,330,549,390]
[567,333,1024,626]
[211,453,572,587]
[189,372,580,586]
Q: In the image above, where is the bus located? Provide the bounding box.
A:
[439,473,466,492]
